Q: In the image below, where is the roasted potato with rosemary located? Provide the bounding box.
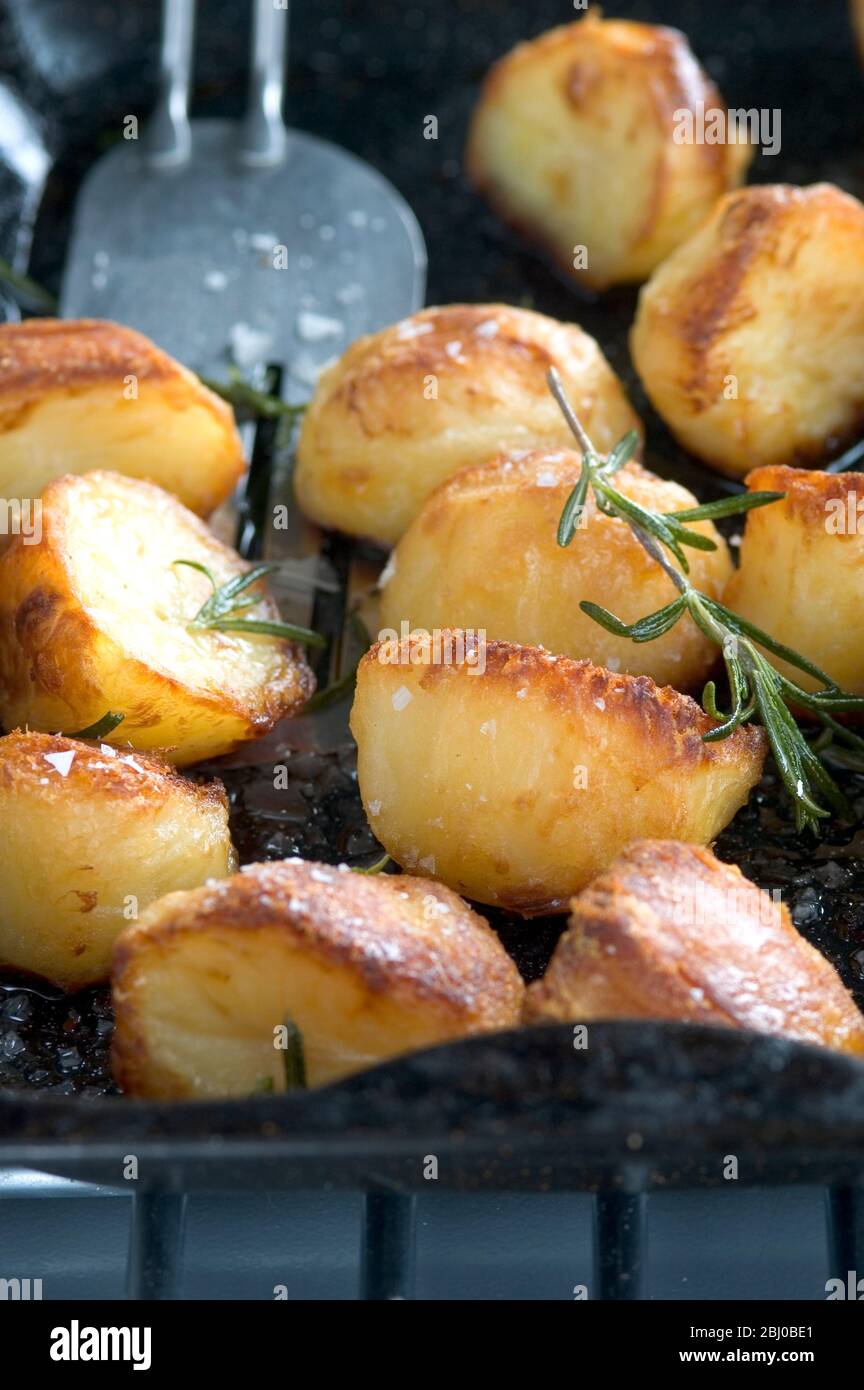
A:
[0,471,315,765]
[294,304,642,545]
[112,859,524,1098]
[350,633,766,914]
[631,184,864,478]
[724,466,864,694]
[0,730,235,990]
[0,319,244,518]
[379,448,732,689]
[525,840,864,1055]
[465,13,751,290]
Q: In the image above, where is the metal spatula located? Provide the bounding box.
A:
[59,0,426,702]
[60,0,426,388]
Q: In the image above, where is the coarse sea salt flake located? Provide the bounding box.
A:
[297,311,343,342]
[397,320,434,340]
[44,751,75,777]
[392,686,412,711]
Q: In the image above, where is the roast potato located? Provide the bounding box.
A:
[631,183,864,478]
[294,303,642,545]
[379,448,732,689]
[525,840,864,1056]
[112,859,524,1098]
[466,13,751,290]
[0,729,235,990]
[0,319,244,518]
[350,633,766,914]
[724,466,864,694]
[0,470,315,765]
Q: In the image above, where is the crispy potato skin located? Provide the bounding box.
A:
[0,319,244,517]
[112,859,524,1098]
[380,449,732,689]
[631,184,864,477]
[724,466,864,693]
[350,633,766,914]
[0,730,235,990]
[466,14,751,290]
[294,304,642,545]
[0,470,314,764]
[525,840,864,1055]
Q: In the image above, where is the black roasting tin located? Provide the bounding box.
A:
[1,0,864,1190]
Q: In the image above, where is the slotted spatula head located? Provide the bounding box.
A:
[59,0,427,393]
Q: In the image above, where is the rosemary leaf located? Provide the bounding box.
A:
[353,852,392,875]
[580,596,686,643]
[602,429,640,476]
[207,616,327,646]
[64,712,126,740]
[667,491,785,523]
[0,257,57,312]
[282,1018,307,1090]
[557,463,591,547]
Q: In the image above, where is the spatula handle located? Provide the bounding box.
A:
[239,0,289,166]
[147,0,196,169]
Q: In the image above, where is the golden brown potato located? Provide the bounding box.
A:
[294,304,642,545]
[0,470,314,765]
[631,183,864,478]
[112,859,524,1098]
[724,466,864,694]
[350,633,766,914]
[379,448,732,689]
[525,840,864,1055]
[0,730,235,990]
[466,13,751,290]
[0,319,244,518]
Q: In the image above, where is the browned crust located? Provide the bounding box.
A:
[745,464,864,531]
[111,860,525,1088]
[318,304,605,427]
[524,840,864,1054]
[0,470,315,731]
[0,728,229,809]
[640,184,864,420]
[361,631,766,770]
[0,317,236,433]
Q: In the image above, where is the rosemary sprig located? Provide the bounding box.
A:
[548,367,864,832]
[173,559,325,647]
[199,367,306,423]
